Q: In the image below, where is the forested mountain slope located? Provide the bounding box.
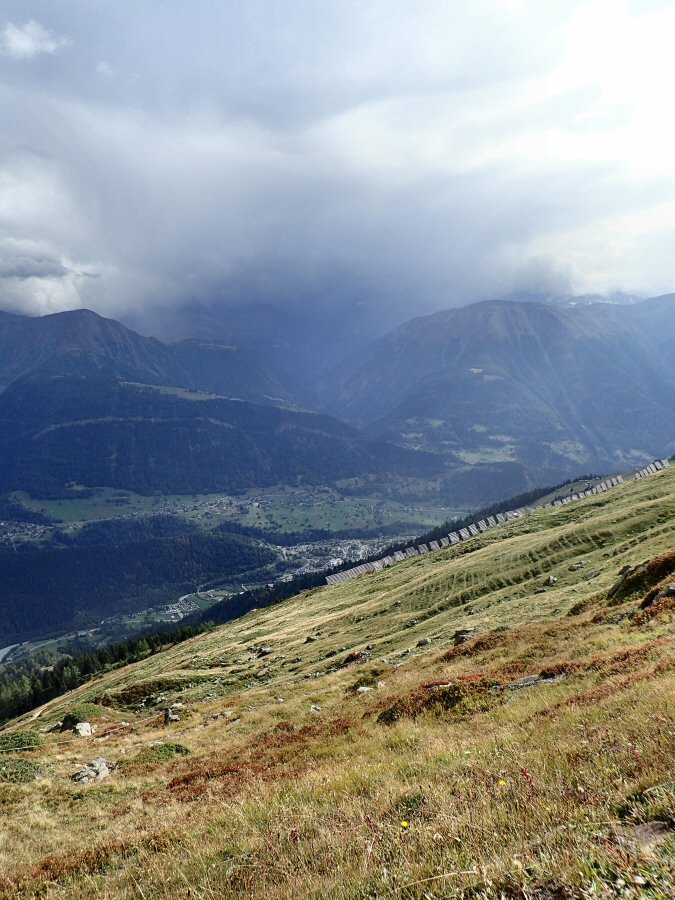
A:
[318,297,675,470]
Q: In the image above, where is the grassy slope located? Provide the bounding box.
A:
[1,470,674,898]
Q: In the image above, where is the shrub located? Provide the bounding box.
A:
[0,730,44,752]
[0,759,40,783]
[60,703,109,731]
[123,742,190,773]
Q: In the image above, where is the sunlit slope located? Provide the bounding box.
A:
[22,466,674,706]
[1,467,673,898]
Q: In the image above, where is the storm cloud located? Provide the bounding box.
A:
[1,1,674,333]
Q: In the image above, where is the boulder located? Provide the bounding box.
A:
[73,722,93,737]
[453,628,475,646]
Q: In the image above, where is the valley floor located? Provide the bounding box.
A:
[1,470,674,898]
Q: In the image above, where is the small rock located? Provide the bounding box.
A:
[73,722,93,737]
[417,637,432,647]
[377,681,387,688]
[545,575,558,585]
[453,628,475,646]
[164,708,180,725]
[508,675,542,690]
[275,697,285,703]
[356,686,372,693]
[365,644,374,651]
[72,757,113,783]
[310,705,322,713]
[507,674,565,691]
[304,636,317,643]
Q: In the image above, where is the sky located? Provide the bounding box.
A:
[1,0,675,334]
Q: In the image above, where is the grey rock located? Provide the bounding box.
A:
[72,757,113,783]
[453,628,475,646]
[507,674,565,691]
[310,705,322,713]
[508,675,542,690]
[417,637,432,647]
[73,722,93,737]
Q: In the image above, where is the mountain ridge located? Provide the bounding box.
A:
[317,296,675,471]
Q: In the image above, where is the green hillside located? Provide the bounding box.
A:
[0,467,673,898]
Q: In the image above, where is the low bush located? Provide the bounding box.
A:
[0,759,40,783]
[0,730,44,752]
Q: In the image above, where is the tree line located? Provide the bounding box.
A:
[0,624,209,725]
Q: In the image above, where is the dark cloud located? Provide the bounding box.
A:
[0,1,673,331]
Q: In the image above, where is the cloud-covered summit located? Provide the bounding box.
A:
[0,1,674,334]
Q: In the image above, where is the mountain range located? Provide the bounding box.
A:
[0,294,674,505]
[0,308,302,407]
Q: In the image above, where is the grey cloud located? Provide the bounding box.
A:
[0,255,68,279]
[0,1,673,335]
